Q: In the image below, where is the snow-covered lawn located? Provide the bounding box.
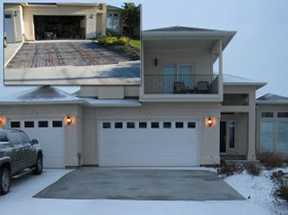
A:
[225,168,288,215]
[0,168,287,215]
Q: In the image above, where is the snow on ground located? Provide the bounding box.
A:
[225,168,288,215]
[0,168,282,215]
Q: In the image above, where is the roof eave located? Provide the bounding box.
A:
[0,100,84,105]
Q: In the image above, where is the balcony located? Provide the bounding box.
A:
[144,74,219,95]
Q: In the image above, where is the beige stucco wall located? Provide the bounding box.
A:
[22,5,105,40]
[80,85,139,98]
[4,4,24,42]
[144,48,212,75]
[0,104,83,167]
[82,102,221,166]
[256,104,288,160]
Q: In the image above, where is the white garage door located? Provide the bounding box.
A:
[9,119,65,168]
[99,120,199,167]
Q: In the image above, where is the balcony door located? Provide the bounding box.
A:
[163,64,193,93]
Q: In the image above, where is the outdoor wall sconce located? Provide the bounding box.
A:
[154,58,158,66]
[13,11,17,17]
[206,116,215,127]
[89,14,94,19]
[0,116,6,127]
[65,115,75,126]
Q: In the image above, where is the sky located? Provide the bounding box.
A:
[1,0,287,97]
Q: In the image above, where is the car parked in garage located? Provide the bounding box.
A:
[0,128,43,195]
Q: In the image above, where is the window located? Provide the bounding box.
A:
[188,122,196,128]
[4,14,12,19]
[260,122,275,151]
[277,122,288,151]
[11,121,20,128]
[102,122,111,129]
[163,122,171,128]
[175,122,184,128]
[38,121,48,128]
[115,122,123,129]
[9,132,21,145]
[127,122,135,129]
[106,12,120,32]
[139,122,147,128]
[0,131,8,142]
[261,112,274,118]
[151,122,159,129]
[229,122,235,148]
[25,121,34,128]
[52,121,63,128]
[277,112,288,118]
[19,131,30,144]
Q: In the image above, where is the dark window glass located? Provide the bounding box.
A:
[9,132,21,145]
[4,14,12,18]
[229,122,235,148]
[127,122,135,129]
[38,121,48,128]
[188,122,196,128]
[261,112,274,118]
[163,122,171,128]
[19,132,30,144]
[25,121,34,128]
[278,112,288,118]
[151,122,159,128]
[53,121,63,128]
[102,122,111,129]
[0,131,8,142]
[11,121,20,128]
[115,122,123,129]
[175,122,184,128]
[139,122,147,128]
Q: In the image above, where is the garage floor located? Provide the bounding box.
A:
[6,42,133,69]
[34,168,245,201]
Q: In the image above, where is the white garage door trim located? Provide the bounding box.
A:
[8,118,65,168]
[98,118,200,167]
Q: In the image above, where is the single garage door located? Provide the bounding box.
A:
[99,120,199,167]
[34,15,86,40]
[9,119,65,168]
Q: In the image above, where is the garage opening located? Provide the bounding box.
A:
[34,15,86,40]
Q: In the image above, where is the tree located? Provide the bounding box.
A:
[121,3,140,37]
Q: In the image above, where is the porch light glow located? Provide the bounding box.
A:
[207,116,213,127]
[65,115,75,126]
[0,116,6,127]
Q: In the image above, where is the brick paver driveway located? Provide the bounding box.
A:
[6,42,133,69]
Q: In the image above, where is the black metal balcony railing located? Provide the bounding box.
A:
[144,74,219,94]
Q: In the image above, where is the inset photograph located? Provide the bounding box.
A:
[4,2,140,85]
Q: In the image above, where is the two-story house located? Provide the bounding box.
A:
[1,26,286,169]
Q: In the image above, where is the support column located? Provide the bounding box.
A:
[218,40,223,101]
[247,91,256,160]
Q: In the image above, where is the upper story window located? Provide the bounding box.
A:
[278,112,288,118]
[261,112,274,118]
[106,12,120,32]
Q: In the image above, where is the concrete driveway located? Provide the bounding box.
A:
[34,168,245,201]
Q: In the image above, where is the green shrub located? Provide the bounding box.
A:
[216,163,244,176]
[118,36,130,45]
[257,151,284,169]
[245,163,262,176]
[97,36,118,46]
[106,30,120,37]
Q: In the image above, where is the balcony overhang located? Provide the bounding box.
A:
[140,94,222,102]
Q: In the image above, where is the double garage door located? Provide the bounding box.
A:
[99,119,199,167]
[9,119,65,168]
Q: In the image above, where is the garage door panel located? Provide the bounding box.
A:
[99,120,198,167]
[9,119,65,168]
